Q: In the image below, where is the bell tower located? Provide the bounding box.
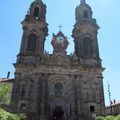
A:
[72,0,100,62]
[17,0,48,64]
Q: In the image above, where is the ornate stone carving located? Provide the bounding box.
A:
[51,31,69,55]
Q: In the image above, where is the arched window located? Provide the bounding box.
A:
[33,7,39,18]
[83,10,88,18]
[27,34,37,51]
[83,37,93,56]
[54,83,63,96]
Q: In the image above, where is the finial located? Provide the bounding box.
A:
[81,0,86,4]
[58,25,63,31]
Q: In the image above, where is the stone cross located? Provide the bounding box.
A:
[35,0,41,2]
[58,25,63,31]
[81,0,86,4]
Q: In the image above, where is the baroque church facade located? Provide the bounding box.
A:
[10,0,105,120]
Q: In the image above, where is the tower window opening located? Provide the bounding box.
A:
[27,34,37,51]
[34,7,39,18]
[83,37,93,56]
[83,10,88,18]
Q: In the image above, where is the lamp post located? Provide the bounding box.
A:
[108,82,113,115]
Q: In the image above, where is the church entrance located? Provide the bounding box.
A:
[53,106,64,120]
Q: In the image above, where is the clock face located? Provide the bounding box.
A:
[51,32,69,52]
[56,36,64,43]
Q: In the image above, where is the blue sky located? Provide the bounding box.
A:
[0,0,120,105]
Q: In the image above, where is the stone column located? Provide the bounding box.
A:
[10,72,21,112]
[69,75,77,120]
[38,73,49,120]
[76,75,82,120]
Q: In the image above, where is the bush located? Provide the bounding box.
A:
[95,116,104,120]
[116,115,120,120]
[0,108,27,120]
[105,116,115,120]
[95,115,120,120]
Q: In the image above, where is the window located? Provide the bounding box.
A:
[27,34,37,51]
[20,103,26,110]
[83,37,93,56]
[90,106,95,112]
[83,10,88,18]
[34,7,39,18]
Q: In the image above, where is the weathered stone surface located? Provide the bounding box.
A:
[10,0,105,120]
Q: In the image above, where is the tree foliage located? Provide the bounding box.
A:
[0,109,27,120]
[0,83,11,104]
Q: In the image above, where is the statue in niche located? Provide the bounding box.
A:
[54,82,63,96]
[21,84,26,98]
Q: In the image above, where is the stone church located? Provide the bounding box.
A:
[10,0,105,120]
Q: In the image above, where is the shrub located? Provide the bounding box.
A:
[95,116,105,120]
[95,115,120,120]
[116,115,120,120]
[0,108,27,120]
[105,115,115,120]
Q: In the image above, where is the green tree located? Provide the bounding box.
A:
[0,83,11,104]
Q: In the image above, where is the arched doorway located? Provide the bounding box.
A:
[53,106,64,120]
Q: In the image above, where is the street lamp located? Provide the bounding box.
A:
[108,82,113,115]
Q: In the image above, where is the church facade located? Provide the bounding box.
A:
[10,0,105,120]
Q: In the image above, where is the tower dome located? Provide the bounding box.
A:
[75,0,93,22]
[28,0,47,21]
